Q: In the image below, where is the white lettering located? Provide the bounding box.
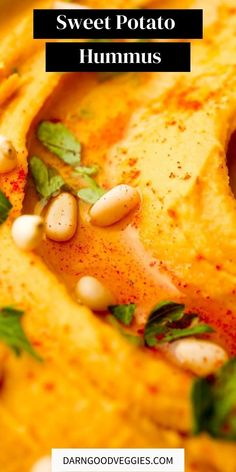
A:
[116,14,127,29]
[68,17,83,29]
[56,14,67,30]
[78,48,162,65]
[152,51,162,63]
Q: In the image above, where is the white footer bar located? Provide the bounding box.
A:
[52,448,185,472]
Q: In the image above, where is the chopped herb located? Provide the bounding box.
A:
[37,121,81,167]
[78,187,105,204]
[0,307,42,361]
[74,164,99,176]
[77,175,106,204]
[30,156,65,199]
[0,190,12,224]
[144,301,184,347]
[192,357,236,440]
[160,323,214,343]
[107,315,143,347]
[36,121,107,203]
[144,301,214,347]
[108,303,136,326]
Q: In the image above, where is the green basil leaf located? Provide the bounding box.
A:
[144,301,185,347]
[0,190,12,224]
[108,304,136,326]
[148,301,185,324]
[77,187,105,204]
[144,301,214,347]
[30,156,65,199]
[77,175,106,204]
[192,357,236,440]
[81,175,100,188]
[37,121,81,167]
[161,323,214,343]
[0,307,42,361]
[74,165,99,176]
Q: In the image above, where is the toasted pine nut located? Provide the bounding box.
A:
[11,215,44,251]
[0,135,17,173]
[75,276,115,311]
[164,338,228,376]
[90,184,140,227]
[45,192,78,242]
[31,457,51,472]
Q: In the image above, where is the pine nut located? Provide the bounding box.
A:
[11,215,44,251]
[0,135,17,174]
[75,276,115,311]
[31,457,51,472]
[164,338,228,376]
[90,184,141,227]
[45,192,78,242]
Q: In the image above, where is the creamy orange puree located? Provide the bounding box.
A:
[22,0,236,357]
[1,1,236,471]
[26,67,234,354]
[27,72,180,320]
[0,0,235,353]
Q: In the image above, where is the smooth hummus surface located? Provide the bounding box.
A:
[0,0,235,471]
[25,4,236,353]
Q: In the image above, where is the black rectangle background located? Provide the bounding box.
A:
[46,42,191,73]
[34,9,203,39]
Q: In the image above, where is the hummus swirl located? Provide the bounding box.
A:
[0,0,235,471]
